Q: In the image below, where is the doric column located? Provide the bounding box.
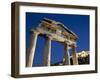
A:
[71,44,78,65]
[26,30,39,67]
[63,43,70,65]
[43,35,52,66]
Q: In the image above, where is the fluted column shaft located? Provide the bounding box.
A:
[43,36,51,66]
[26,30,39,67]
[64,43,70,65]
[72,45,78,65]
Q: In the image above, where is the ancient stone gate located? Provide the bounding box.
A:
[26,18,78,67]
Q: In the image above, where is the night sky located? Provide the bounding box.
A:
[26,12,89,67]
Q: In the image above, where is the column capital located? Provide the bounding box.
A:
[64,41,69,45]
[45,34,53,40]
[69,43,77,48]
[30,29,40,35]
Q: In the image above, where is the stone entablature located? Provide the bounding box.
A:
[37,18,78,45]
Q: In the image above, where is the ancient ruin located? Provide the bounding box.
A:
[26,18,79,67]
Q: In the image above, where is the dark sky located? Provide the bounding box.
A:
[26,12,89,66]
